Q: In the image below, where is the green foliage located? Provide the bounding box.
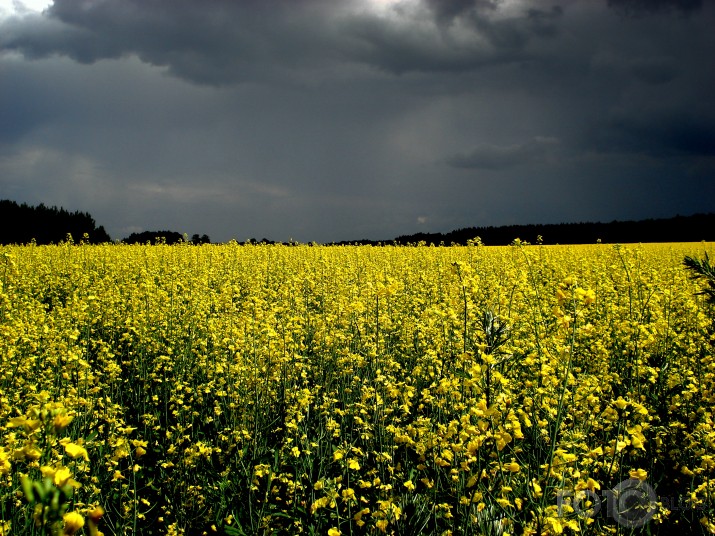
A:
[684,252,715,305]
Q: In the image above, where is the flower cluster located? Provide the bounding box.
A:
[0,241,713,534]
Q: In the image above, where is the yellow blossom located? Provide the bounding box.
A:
[0,448,10,475]
[43,466,81,488]
[53,413,74,432]
[62,511,85,535]
[64,442,89,461]
[629,468,648,481]
[505,461,520,473]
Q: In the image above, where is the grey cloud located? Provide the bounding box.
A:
[607,0,703,15]
[0,62,59,143]
[526,6,564,37]
[630,57,678,85]
[341,3,567,76]
[1,0,714,242]
[446,137,560,170]
[2,0,344,85]
[0,0,570,85]
[340,14,492,74]
[588,53,679,87]
[591,110,715,157]
[422,0,496,25]
[0,14,97,61]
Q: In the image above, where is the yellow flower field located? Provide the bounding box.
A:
[0,241,714,535]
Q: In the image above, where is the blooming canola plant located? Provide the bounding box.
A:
[0,241,714,535]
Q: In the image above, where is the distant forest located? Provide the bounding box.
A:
[334,213,715,246]
[122,230,184,245]
[122,231,210,245]
[0,199,110,245]
[395,213,715,246]
[1,199,713,246]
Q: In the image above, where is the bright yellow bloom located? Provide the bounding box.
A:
[0,448,10,475]
[39,466,80,488]
[583,288,596,305]
[62,511,85,535]
[64,442,89,461]
[505,461,520,473]
[629,468,648,481]
[585,478,600,491]
[88,505,105,524]
[614,397,628,410]
[531,480,543,498]
[353,507,370,525]
[495,431,512,451]
[1,240,712,535]
[8,416,41,431]
[53,413,74,432]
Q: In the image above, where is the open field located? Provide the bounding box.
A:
[1,242,714,535]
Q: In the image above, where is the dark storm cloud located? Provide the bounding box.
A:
[0,0,570,85]
[423,0,487,24]
[348,2,566,73]
[446,137,560,170]
[1,0,714,242]
[607,0,703,15]
[591,111,715,158]
[630,57,678,85]
[0,62,59,143]
[1,0,348,85]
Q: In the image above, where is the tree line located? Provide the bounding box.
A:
[0,200,214,245]
[122,231,210,245]
[386,213,715,246]
[0,199,111,245]
[2,198,713,246]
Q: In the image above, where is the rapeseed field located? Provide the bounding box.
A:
[0,241,713,535]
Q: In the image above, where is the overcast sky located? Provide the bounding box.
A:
[1,0,713,242]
